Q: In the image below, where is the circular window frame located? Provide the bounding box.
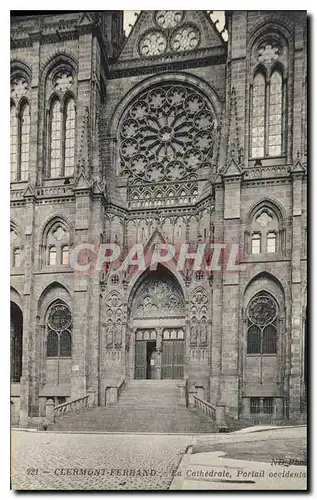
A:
[154,10,184,30]
[170,24,201,53]
[138,29,168,58]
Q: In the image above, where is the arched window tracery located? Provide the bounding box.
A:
[42,219,71,267]
[45,62,76,179]
[250,33,287,159]
[246,203,284,257]
[247,293,278,355]
[46,301,72,358]
[10,96,30,181]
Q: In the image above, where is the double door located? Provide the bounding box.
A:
[161,340,184,379]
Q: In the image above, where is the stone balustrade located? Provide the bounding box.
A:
[50,395,90,422]
[193,395,216,420]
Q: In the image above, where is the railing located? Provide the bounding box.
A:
[105,378,126,406]
[53,395,89,420]
[117,378,126,398]
[193,395,216,420]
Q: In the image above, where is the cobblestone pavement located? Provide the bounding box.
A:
[11,430,196,490]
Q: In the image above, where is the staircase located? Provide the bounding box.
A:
[50,380,216,433]
[115,380,181,408]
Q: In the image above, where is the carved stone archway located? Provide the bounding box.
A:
[128,265,186,379]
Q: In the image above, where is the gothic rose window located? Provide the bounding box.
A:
[46,302,72,358]
[119,84,216,183]
[247,293,278,355]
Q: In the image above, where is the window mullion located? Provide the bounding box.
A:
[265,79,270,157]
[60,103,65,177]
[18,111,22,181]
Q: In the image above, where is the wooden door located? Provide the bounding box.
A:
[162,340,184,379]
[135,341,147,379]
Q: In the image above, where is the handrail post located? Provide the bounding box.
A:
[45,399,55,424]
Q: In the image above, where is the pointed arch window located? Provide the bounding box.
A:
[10,101,30,181]
[247,293,278,355]
[64,98,76,177]
[251,72,266,158]
[268,71,283,156]
[10,104,18,182]
[247,204,284,257]
[50,99,62,178]
[48,96,76,178]
[20,102,31,181]
[42,221,70,267]
[46,302,72,358]
[251,68,284,158]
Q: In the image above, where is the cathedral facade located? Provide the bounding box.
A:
[10,11,307,427]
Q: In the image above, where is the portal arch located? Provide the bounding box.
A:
[128,265,186,380]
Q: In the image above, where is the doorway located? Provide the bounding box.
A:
[146,341,156,379]
[135,340,157,379]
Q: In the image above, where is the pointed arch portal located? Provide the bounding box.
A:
[11,302,23,382]
[129,265,185,379]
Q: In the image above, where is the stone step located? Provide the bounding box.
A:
[50,406,216,433]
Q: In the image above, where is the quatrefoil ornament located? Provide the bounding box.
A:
[11,78,28,98]
[258,44,279,64]
[256,211,272,228]
[54,72,73,92]
[53,226,66,241]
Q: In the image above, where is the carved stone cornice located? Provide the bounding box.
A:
[109,49,226,79]
[244,165,290,180]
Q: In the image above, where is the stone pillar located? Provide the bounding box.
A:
[87,388,96,408]
[289,163,306,415]
[216,404,226,425]
[86,195,105,404]
[210,179,224,406]
[129,328,136,379]
[184,319,190,380]
[71,180,93,400]
[19,191,37,426]
[45,399,54,424]
[219,163,242,418]
[156,327,162,380]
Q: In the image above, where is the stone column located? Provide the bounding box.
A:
[289,162,306,415]
[129,328,136,379]
[184,319,190,380]
[156,328,162,380]
[71,180,93,400]
[19,191,37,426]
[45,399,54,424]
[210,180,224,405]
[219,162,242,419]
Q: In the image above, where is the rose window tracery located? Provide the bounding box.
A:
[171,25,200,52]
[139,31,167,57]
[258,44,280,64]
[119,84,216,183]
[248,295,277,326]
[155,11,183,29]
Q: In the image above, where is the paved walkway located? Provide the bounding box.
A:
[170,426,307,490]
[11,430,194,490]
[11,426,307,491]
